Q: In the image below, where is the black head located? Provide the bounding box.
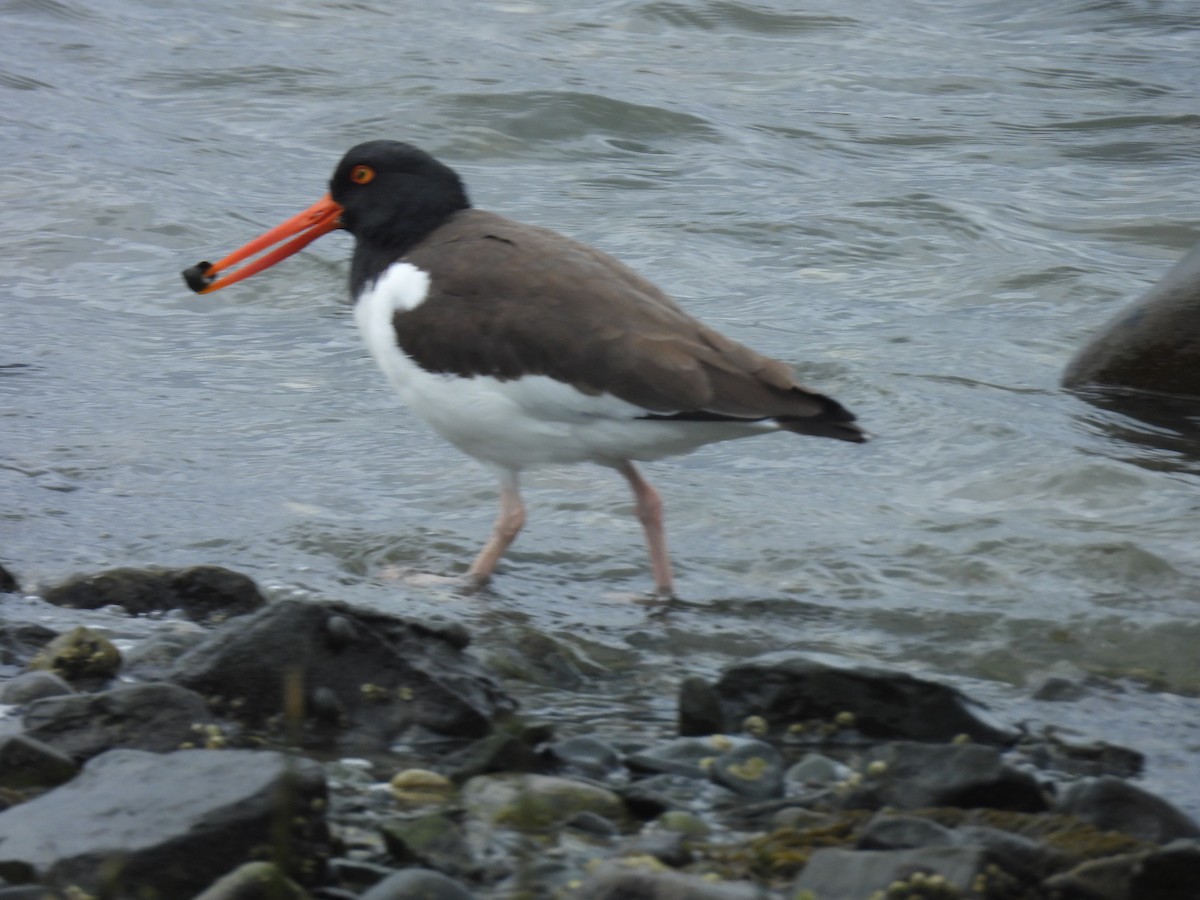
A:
[330,140,471,252]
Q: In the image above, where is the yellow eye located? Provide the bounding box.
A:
[350,165,375,185]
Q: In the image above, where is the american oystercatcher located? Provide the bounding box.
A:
[184,141,866,598]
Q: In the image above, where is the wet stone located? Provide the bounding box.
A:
[794,845,1033,899]
[1054,776,1200,844]
[858,813,957,850]
[547,734,623,780]
[27,626,120,684]
[39,565,266,623]
[0,734,77,789]
[23,681,213,762]
[190,861,309,900]
[0,748,329,896]
[683,653,1018,745]
[576,864,763,900]
[460,772,626,832]
[0,671,72,706]
[839,741,1047,813]
[708,739,784,800]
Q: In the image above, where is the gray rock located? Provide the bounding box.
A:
[460,773,625,832]
[0,748,329,896]
[785,752,848,787]
[120,627,209,680]
[39,565,265,622]
[379,813,472,876]
[680,653,1017,745]
[190,861,309,900]
[0,622,56,669]
[23,681,213,762]
[794,845,1030,899]
[0,671,72,705]
[168,599,514,749]
[1055,776,1200,844]
[857,814,956,850]
[358,867,476,900]
[709,740,784,801]
[841,741,1046,813]
[548,735,622,779]
[0,734,77,789]
[626,735,746,779]
[575,864,764,900]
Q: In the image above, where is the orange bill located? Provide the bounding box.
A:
[183,194,343,294]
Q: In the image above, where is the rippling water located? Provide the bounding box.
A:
[4,0,1200,809]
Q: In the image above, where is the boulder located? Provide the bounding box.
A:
[839,741,1046,813]
[1063,239,1200,398]
[0,748,329,895]
[679,653,1017,745]
[23,681,213,762]
[168,599,515,750]
[1054,776,1200,844]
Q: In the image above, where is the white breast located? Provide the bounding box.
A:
[354,262,775,472]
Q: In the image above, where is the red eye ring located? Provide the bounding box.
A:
[350,165,375,185]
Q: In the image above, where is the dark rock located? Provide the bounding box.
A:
[1063,238,1200,398]
[547,735,623,780]
[1016,733,1144,780]
[678,676,724,736]
[0,748,329,896]
[445,730,544,782]
[39,565,266,622]
[326,859,397,893]
[0,889,66,900]
[0,671,71,705]
[24,681,213,762]
[1031,674,1089,702]
[680,653,1018,745]
[0,565,18,594]
[709,740,784,801]
[168,599,515,749]
[0,734,77,789]
[841,741,1046,813]
[26,626,120,684]
[575,864,762,900]
[191,861,309,900]
[0,623,56,668]
[1130,839,1200,898]
[794,845,1032,899]
[1055,776,1200,844]
[358,867,476,900]
[858,814,956,850]
[1044,851,1140,900]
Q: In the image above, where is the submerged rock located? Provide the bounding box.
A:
[0,748,329,896]
[39,565,266,623]
[1063,239,1200,398]
[679,653,1017,745]
[460,772,626,832]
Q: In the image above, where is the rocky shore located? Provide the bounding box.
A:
[0,562,1197,900]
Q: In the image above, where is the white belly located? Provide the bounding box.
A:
[354,262,774,472]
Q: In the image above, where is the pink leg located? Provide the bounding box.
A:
[618,461,675,598]
[467,471,525,585]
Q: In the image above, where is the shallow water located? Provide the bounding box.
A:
[4,0,1200,810]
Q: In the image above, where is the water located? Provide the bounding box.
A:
[4,0,1200,809]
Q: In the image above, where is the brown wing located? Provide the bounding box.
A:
[397,209,864,443]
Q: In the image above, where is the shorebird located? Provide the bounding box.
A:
[184,141,865,597]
